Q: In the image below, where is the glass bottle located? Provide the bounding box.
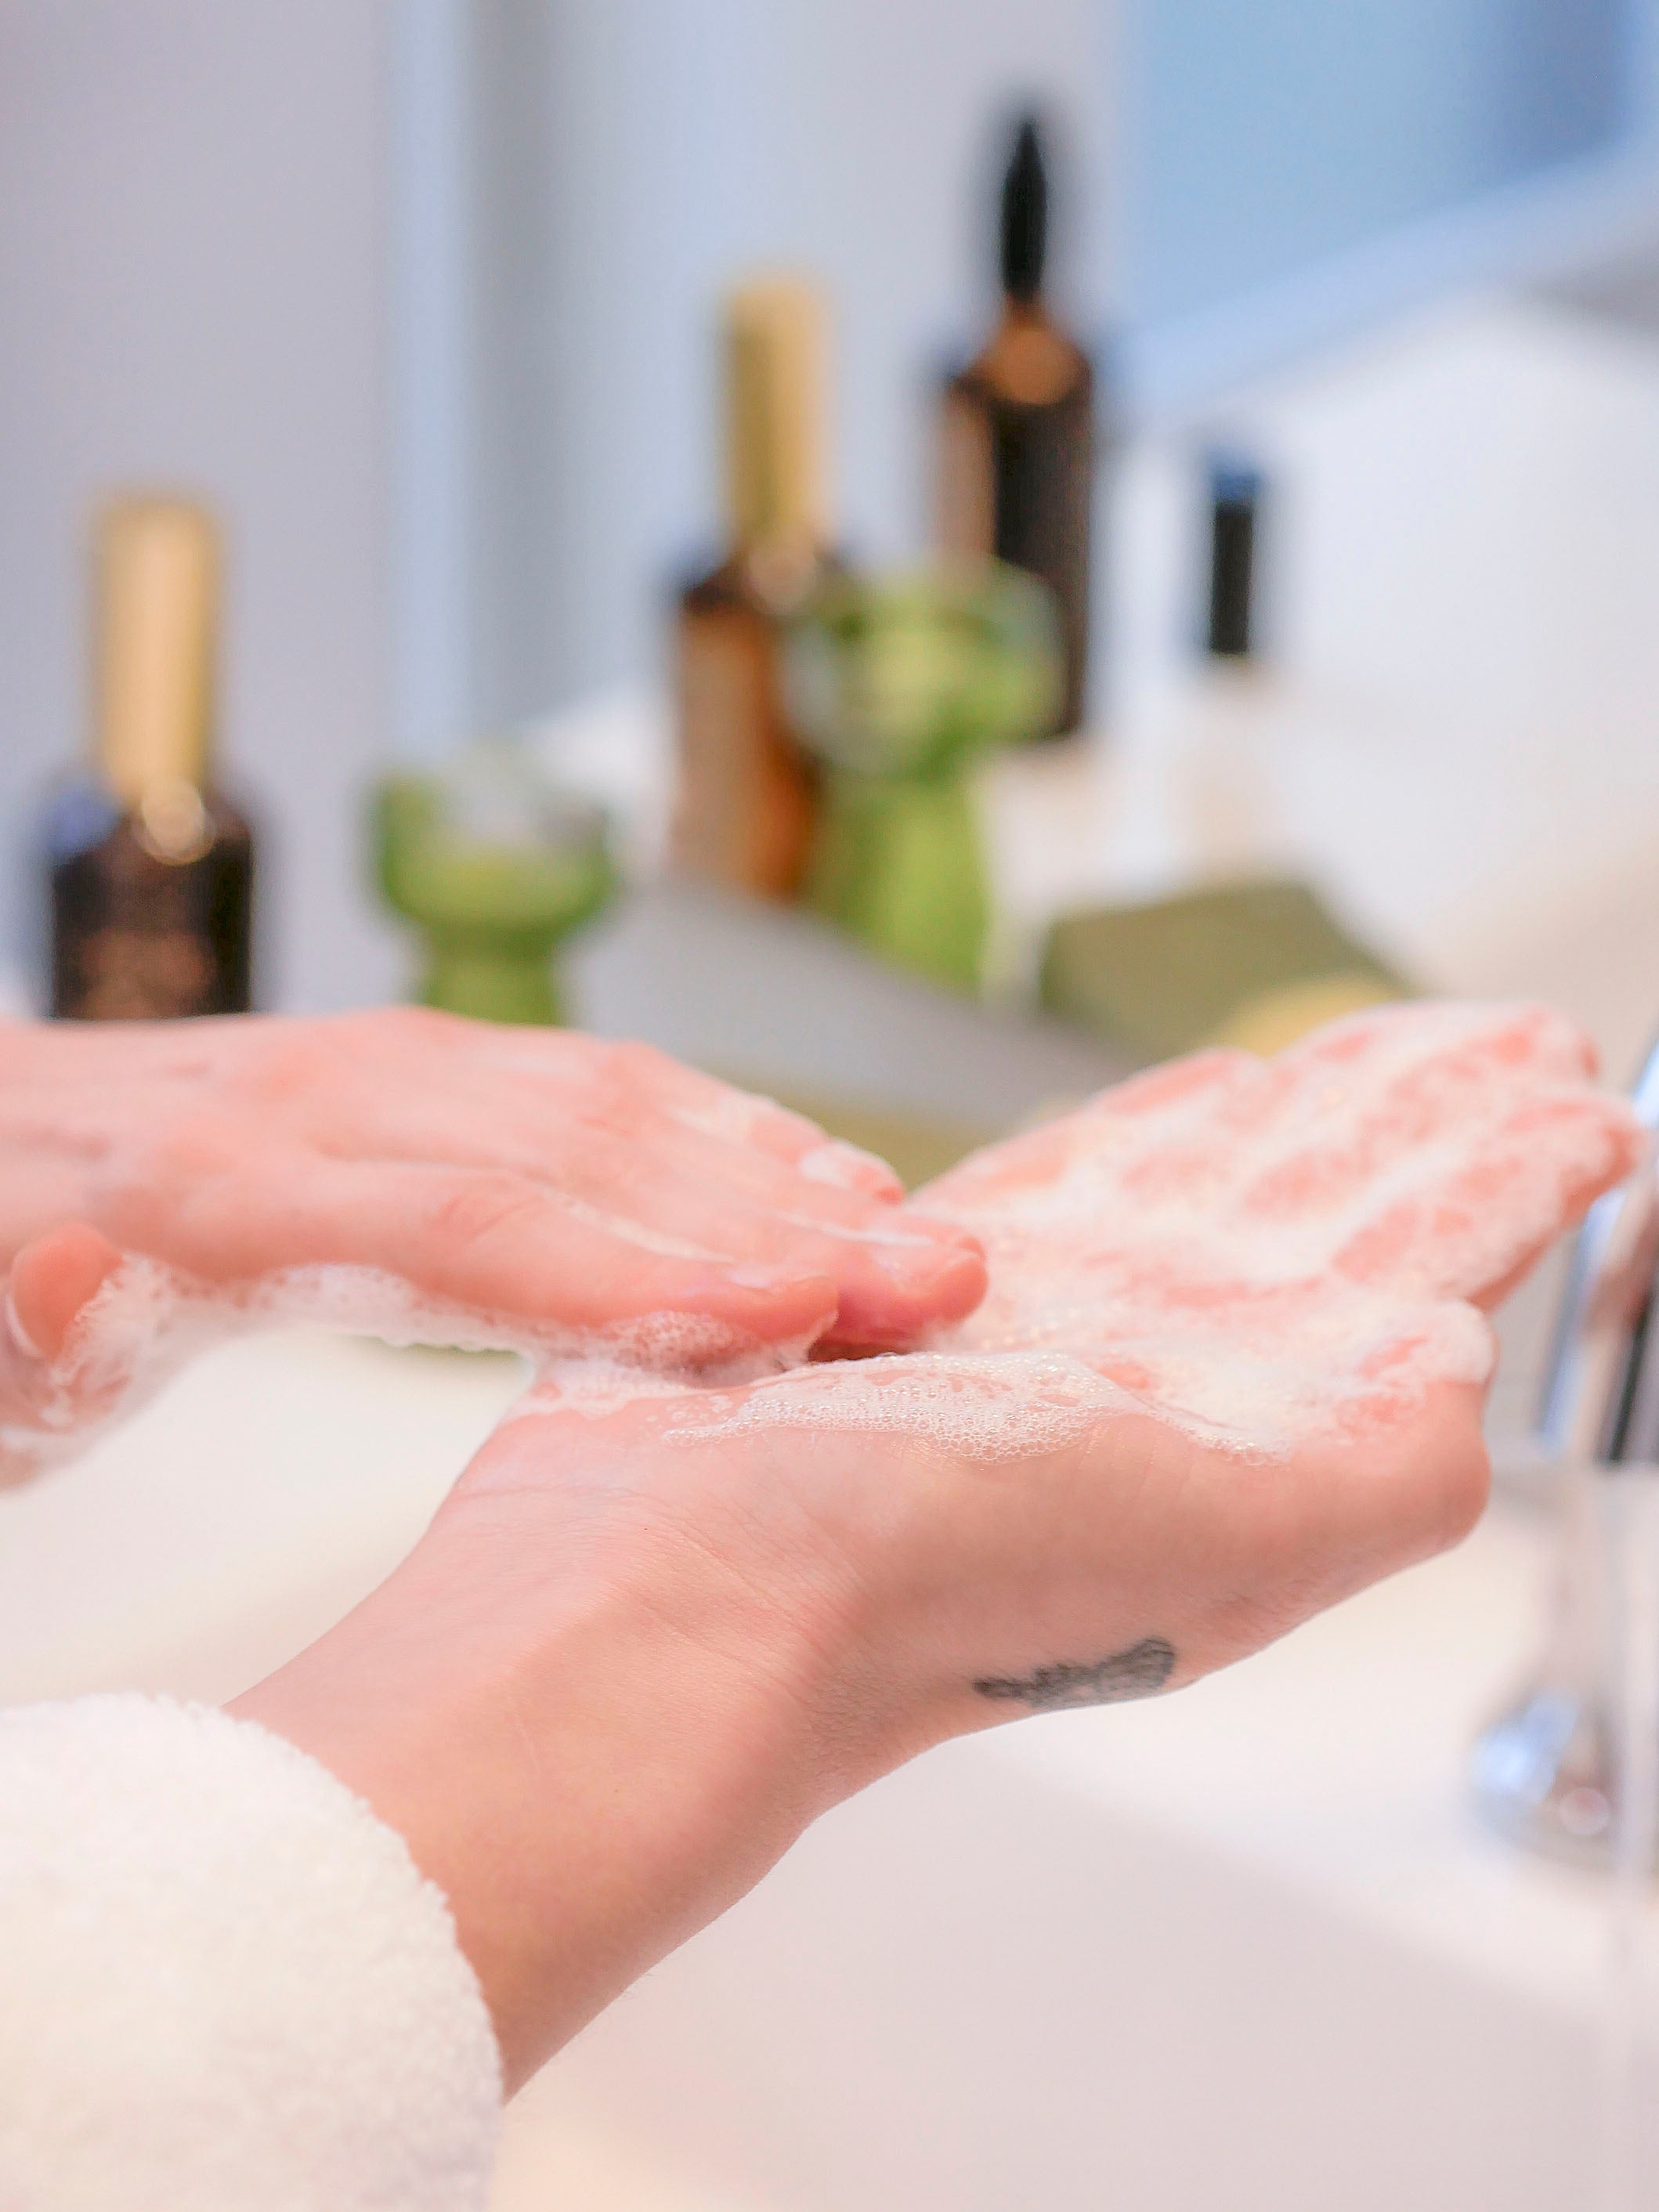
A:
[937,115,1096,739]
[44,497,255,1019]
[670,276,841,899]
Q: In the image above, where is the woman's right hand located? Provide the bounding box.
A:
[234,999,1642,2088]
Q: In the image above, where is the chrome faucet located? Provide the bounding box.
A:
[1471,1037,1659,1863]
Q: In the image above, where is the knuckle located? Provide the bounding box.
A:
[134,1113,237,1184]
[235,1028,331,1104]
[429,1175,545,1251]
[603,1037,667,1088]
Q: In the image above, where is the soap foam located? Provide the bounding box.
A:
[665,1351,1144,1462]
[4,1001,1639,1478]
[0,1260,799,1477]
[660,1001,1640,1461]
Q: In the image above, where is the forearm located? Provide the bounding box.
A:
[230,1457,856,2088]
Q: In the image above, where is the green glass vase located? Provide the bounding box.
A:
[370,737,615,1026]
[786,562,1060,992]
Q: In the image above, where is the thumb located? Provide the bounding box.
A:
[8,1223,128,1364]
[0,1225,142,1486]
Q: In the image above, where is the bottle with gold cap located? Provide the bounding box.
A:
[670,275,841,899]
[44,495,255,1019]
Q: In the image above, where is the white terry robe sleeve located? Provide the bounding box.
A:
[0,1694,503,2210]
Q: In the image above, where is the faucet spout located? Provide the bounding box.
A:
[1538,1038,1659,1467]
[1471,1036,1659,1865]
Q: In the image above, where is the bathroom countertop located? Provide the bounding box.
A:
[0,1323,1639,2211]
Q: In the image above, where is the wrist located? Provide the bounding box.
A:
[231,1440,857,2087]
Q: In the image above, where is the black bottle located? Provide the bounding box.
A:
[937,114,1096,736]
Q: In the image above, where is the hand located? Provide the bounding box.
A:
[911,996,1639,1442]
[0,1010,984,1479]
[236,1001,1639,2085]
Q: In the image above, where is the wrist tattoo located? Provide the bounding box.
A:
[974,1636,1176,1711]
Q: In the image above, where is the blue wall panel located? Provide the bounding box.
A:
[1126,0,1634,324]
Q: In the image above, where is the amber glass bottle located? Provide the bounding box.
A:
[670,277,839,898]
[45,497,254,1019]
[937,116,1094,737]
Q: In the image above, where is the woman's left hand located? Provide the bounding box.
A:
[0,1009,985,1478]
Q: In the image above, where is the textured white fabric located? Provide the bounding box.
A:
[0,1695,502,2210]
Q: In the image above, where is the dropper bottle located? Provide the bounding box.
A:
[937,113,1096,737]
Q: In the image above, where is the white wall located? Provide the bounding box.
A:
[0,0,399,1011]
[0,0,1114,1010]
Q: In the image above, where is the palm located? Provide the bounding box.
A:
[481,1003,1638,1710]
[911,999,1636,1447]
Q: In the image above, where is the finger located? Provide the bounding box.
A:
[156,1155,846,1353]
[642,1060,906,1198]
[1249,1003,1597,1172]
[1227,1005,1628,1234]
[410,1023,908,1198]
[9,1223,128,1361]
[916,1049,1256,1218]
[286,1013,926,1274]
[1281,999,1597,1091]
[269,1098,981,1347]
[325,1086,914,1249]
[0,1226,136,1485]
[1296,1374,1493,1583]
[1330,1090,1643,1302]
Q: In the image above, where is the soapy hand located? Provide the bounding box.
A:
[513,999,1641,1451]
[517,996,1641,1693]
[913,996,1639,1440]
[240,999,1642,2080]
[0,1009,984,1482]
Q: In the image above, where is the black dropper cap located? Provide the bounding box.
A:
[1000,114,1048,302]
[1205,453,1263,660]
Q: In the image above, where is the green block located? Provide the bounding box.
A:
[1040,879,1413,1061]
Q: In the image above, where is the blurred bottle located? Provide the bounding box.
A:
[1174,453,1279,876]
[370,735,615,1027]
[1205,454,1260,662]
[937,114,1095,738]
[43,497,255,1019]
[670,276,840,898]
